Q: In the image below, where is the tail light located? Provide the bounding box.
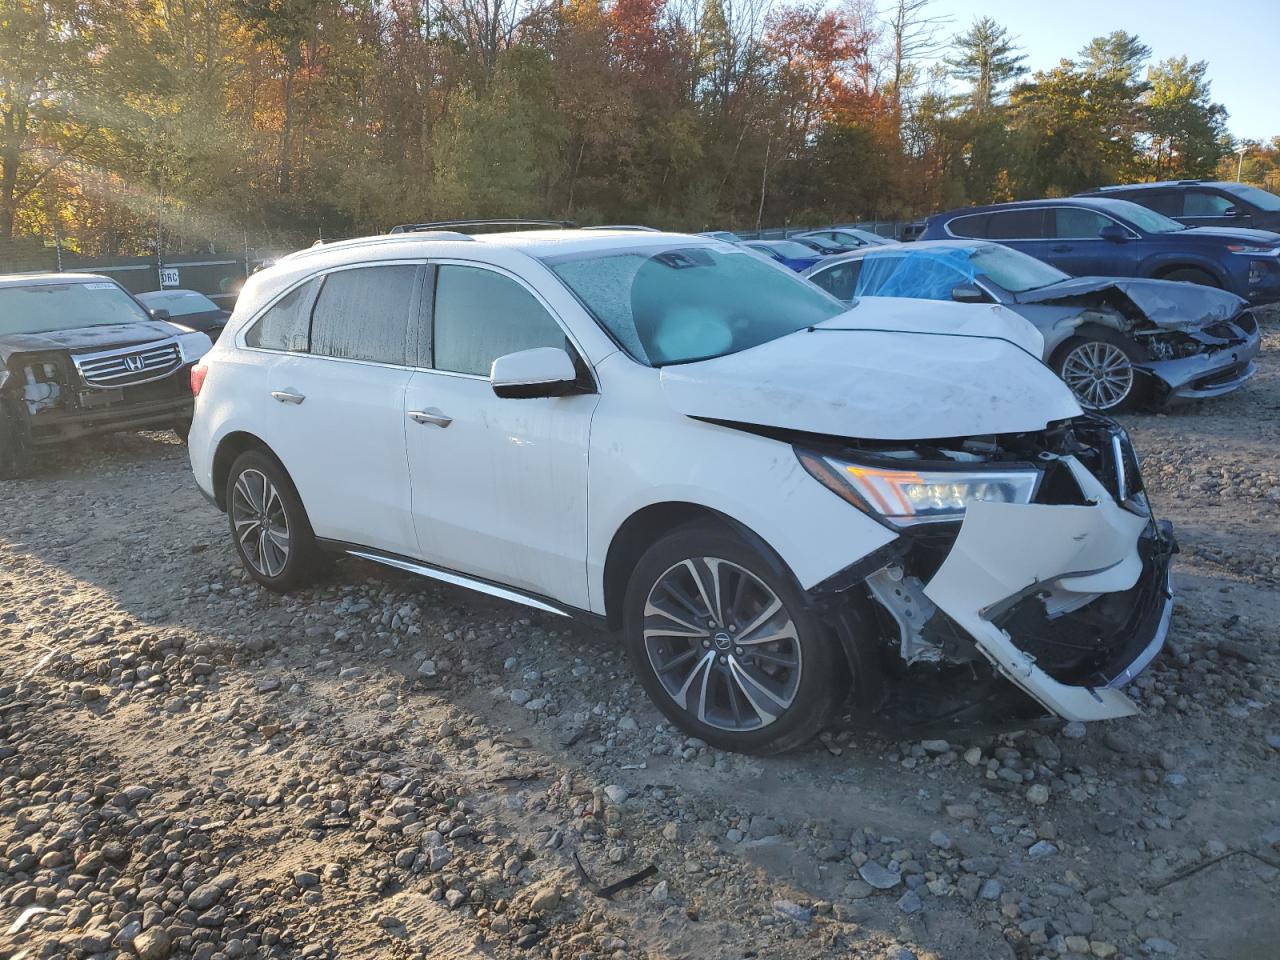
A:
[190,362,209,396]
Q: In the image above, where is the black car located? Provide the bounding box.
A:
[0,273,212,478]
[137,288,232,341]
[1078,180,1280,233]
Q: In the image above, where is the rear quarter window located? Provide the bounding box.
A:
[244,279,319,352]
[947,213,990,239]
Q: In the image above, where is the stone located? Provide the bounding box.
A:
[920,739,951,754]
[773,899,812,923]
[649,880,669,903]
[530,887,561,913]
[132,928,172,960]
[843,880,874,899]
[187,883,221,910]
[979,879,1003,900]
[417,659,437,677]
[963,747,982,766]
[858,861,902,890]
[1062,721,1087,740]
[295,871,319,889]
[1027,840,1058,859]
[1142,938,1178,955]
[946,803,979,821]
[508,689,531,705]
[928,830,952,850]
[1026,784,1050,806]
[603,784,629,804]
[896,890,923,914]
[444,889,466,909]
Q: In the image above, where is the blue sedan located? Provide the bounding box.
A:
[741,240,825,272]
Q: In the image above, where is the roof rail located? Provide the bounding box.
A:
[388,218,578,234]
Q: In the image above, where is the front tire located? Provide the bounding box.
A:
[1160,267,1219,287]
[225,449,321,592]
[623,522,839,754]
[1052,331,1149,412]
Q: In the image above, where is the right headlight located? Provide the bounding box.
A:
[795,448,1041,527]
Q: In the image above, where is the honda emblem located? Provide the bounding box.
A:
[125,355,145,372]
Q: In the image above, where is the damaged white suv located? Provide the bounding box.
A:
[188,225,1175,753]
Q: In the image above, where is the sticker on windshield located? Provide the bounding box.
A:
[84,282,116,290]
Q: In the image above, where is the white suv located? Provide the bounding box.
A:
[188,226,1175,753]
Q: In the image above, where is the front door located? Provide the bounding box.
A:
[404,262,600,609]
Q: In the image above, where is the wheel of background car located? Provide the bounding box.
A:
[1053,332,1149,412]
[1159,267,1219,288]
[622,521,840,754]
[172,418,192,443]
[0,412,30,480]
[225,449,322,592]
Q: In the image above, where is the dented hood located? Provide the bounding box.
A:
[1013,276,1245,328]
[660,299,1082,440]
[0,320,190,364]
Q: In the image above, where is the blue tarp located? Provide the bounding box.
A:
[854,248,978,301]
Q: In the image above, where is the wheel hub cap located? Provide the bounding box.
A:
[1061,341,1134,410]
[643,557,802,733]
[230,468,291,578]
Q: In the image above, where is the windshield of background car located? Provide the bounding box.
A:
[1107,200,1186,234]
[1225,184,1280,212]
[765,240,818,258]
[968,245,1070,292]
[141,290,221,316]
[544,244,844,366]
[0,281,152,335]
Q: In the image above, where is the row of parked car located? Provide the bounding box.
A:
[0,179,1273,753]
[700,179,1277,411]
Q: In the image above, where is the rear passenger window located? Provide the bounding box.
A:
[948,214,990,239]
[1184,191,1236,216]
[433,266,568,376]
[310,264,418,365]
[1138,191,1181,216]
[245,279,318,352]
[1053,208,1114,239]
[986,209,1047,239]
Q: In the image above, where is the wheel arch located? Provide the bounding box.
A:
[601,501,789,632]
[211,430,282,511]
[1143,256,1227,287]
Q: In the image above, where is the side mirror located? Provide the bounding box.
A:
[951,283,988,304]
[150,307,171,320]
[490,346,579,399]
[1099,223,1128,243]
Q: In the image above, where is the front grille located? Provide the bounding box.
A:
[73,340,184,388]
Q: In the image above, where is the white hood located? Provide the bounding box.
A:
[660,299,1082,440]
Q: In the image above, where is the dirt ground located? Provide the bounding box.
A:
[2,308,1278,960]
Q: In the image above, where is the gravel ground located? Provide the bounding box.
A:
[2,307,1278,960]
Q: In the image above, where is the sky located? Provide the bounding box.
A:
[926,0,1280,142]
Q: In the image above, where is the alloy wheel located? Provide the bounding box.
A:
[1060,340,1135,410]
[230,468,291,578]
[642,557,803,732]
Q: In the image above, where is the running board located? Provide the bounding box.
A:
[345,549,570,617]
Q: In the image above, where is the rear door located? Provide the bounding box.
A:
[257,262,424,555]
[976,209,1050,263]
[403,262,600,609]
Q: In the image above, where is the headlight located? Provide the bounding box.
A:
[1227,244,1280,256]
[796,449,1040,526]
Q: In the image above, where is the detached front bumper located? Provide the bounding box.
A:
[1141,311,1261,403]
[922,458,1175,722]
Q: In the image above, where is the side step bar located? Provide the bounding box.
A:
[345,549,570,618]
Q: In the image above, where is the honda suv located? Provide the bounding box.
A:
[189,226,1175,753]
[920,196,1280,304]
[1077,180,1280,233]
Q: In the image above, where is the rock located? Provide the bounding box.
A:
[530,887,562,913]
[1219,640,1259,663]
[979,879,1003,900]
[444,889,466,909]
[928,830,952,850]
[132,927,172,960]
[650,880,669,903]
[886,948,917,960]
[295,871,319,889]
[1026,784,1050,806]
[858,861,902,890]
[1062,721,1087,740]
[1065,935,1091,954]
[508,688,531,705]
[773,899,812,923]
[896,890,923,914]
[187,883,222,910]
[427,846,452,871]
[256,677,281,693]
[80,928,114,952]
[1266,734,1280,751]
[963,746,982,766]
[603,784,629,804]
[1091,942,1118,958]
[920,739,951,754]
[946,803,978,821]
[417,659,437,677]
[1142,938,1179,955]
[843,879,874,899]
[1027,840,1058,859]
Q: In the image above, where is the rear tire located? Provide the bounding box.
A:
[1052,330,1150,412]
[224,449,321,592]
[1159,267,1219,287]
[622,521,839,754]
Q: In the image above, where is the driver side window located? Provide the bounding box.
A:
[432,265,569,377]
[810,261,862,301]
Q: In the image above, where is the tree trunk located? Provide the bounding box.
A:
[279,47,299,190]
[0,106,27,241]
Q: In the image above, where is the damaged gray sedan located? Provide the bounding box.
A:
[804,239,1261,411]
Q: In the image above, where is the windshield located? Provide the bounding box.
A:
[1109,199,1186,233]
[141,289,220,316]
[1225,184,1280,212]
[0,281,152,336]
[968,245,1069,292]
[545,244,844,366]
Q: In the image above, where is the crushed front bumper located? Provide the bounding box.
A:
[1141,311,1261,403]
[922,457,1175,721]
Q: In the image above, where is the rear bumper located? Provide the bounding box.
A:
[1141,311,1262,402]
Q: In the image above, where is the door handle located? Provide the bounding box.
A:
[408,408,452,428]
[1051,245,1072,253]
[271,390,305,405]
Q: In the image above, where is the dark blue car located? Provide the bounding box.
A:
[920,196,1280,304]
[740,239,824,272]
